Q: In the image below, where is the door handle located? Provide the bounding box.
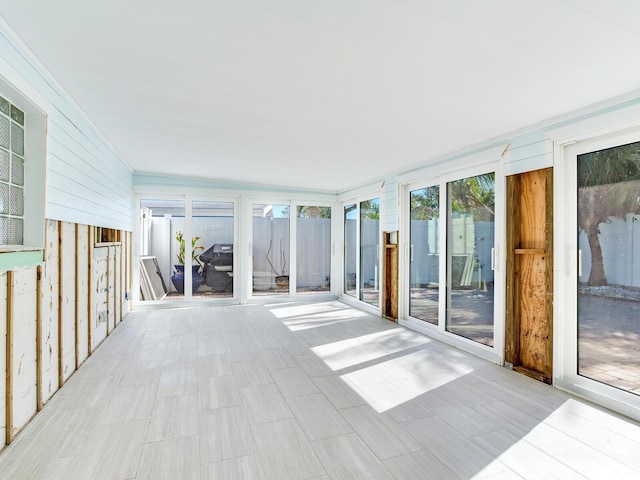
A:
[578,249,582,277]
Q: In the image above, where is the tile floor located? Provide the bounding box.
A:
[1,300,640,479]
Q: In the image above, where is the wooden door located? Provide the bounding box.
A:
[505,168,553,384]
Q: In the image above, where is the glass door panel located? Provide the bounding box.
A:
[577,141,640,394]
[360,198,380,307]
[139,199,185,300]
[344,204,357,297]
[297,206,331,294]
[409,186,440,324]
[446,174,495,346]
[193,201,234,298]
[253,204,290,295]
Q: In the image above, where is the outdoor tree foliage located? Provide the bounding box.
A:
[411,186,439,220]
[449,173,495,221]
[578,141,640,285]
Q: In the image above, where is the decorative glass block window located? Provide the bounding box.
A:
[0,95,25,245]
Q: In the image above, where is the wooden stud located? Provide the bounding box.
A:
[36,266,43,412]
[118,237,123,323]
[74,224,80,370]
[544,167,554,384]
[127,231,132,312]
[106,245,110,336]
[88,225,93,356]
[57,221,63,388]
[6,270,14,445]
[504,174,519,366]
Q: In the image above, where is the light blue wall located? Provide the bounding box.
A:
[0,24,133,231]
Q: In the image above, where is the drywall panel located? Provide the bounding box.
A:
[11,267,38,434]
[0,25,133,231]
[40,220,59,403]
[76,225,89,365]
[0,271,6,449]
[122,232,132,315]
[60,222,76,382]
[91,247,109,350]
[107,247,116,331]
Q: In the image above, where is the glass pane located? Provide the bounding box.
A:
[0,96,9,116]
[0,116,9,149]
[360,198,380,307]
[446,173,495,346]
[10,105,24,126]
[193,201,234,298]
[9,217,22,245]
[139,199,185,300]
[253,204,290,295]
[0,182,8,214]
[11,154,24,186]
[10,124,24,156]
[297,206,331,294]
[577,141,640,394]
[9,185,23,216]
[0,216,7,244]
[0,149,9,182]
[344,204,357,297]
[410,186,440,324]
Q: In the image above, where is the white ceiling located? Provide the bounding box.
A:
[2,0,640,193]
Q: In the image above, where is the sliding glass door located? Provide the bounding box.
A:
[360,199,380,307]
[297,206,332,294]
[446,173,495,346]
[577,141,640,395]
[406,171,497,349]
[139,197,235,301]
[253,203,290,295]
[342,198,380,307]
[409,186,440,324]
[344,204,357,297]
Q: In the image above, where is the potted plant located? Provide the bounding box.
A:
[171,231,205,294]
[266,238,289,290]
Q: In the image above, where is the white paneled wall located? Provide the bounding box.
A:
[0,24,133,232]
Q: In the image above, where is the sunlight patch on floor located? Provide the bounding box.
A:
[340,348,475,413]
[312,328,430,371]
[267,301,366,320]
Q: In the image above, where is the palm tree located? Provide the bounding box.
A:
[449,173,495,221]
[578,142,640,285]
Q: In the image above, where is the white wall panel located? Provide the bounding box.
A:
[91,248,109,350]
[60,222,76,382]
[40,220,59,403]
[11,267,38,433]
[76,225,89,364]
[0,26,133,232]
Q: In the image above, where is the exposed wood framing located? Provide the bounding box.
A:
[382,231,398,321]
[74,224,80,370]
[118,241,122,324]
[544,167,554,384]
[5,271,13,445]
[57,221,63,389]
[505,174,520,366]
[36,266,42,412]
[88,225,93,355]
[505,169,553,384]
[1,221,130,452]
[106,245,110,336]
